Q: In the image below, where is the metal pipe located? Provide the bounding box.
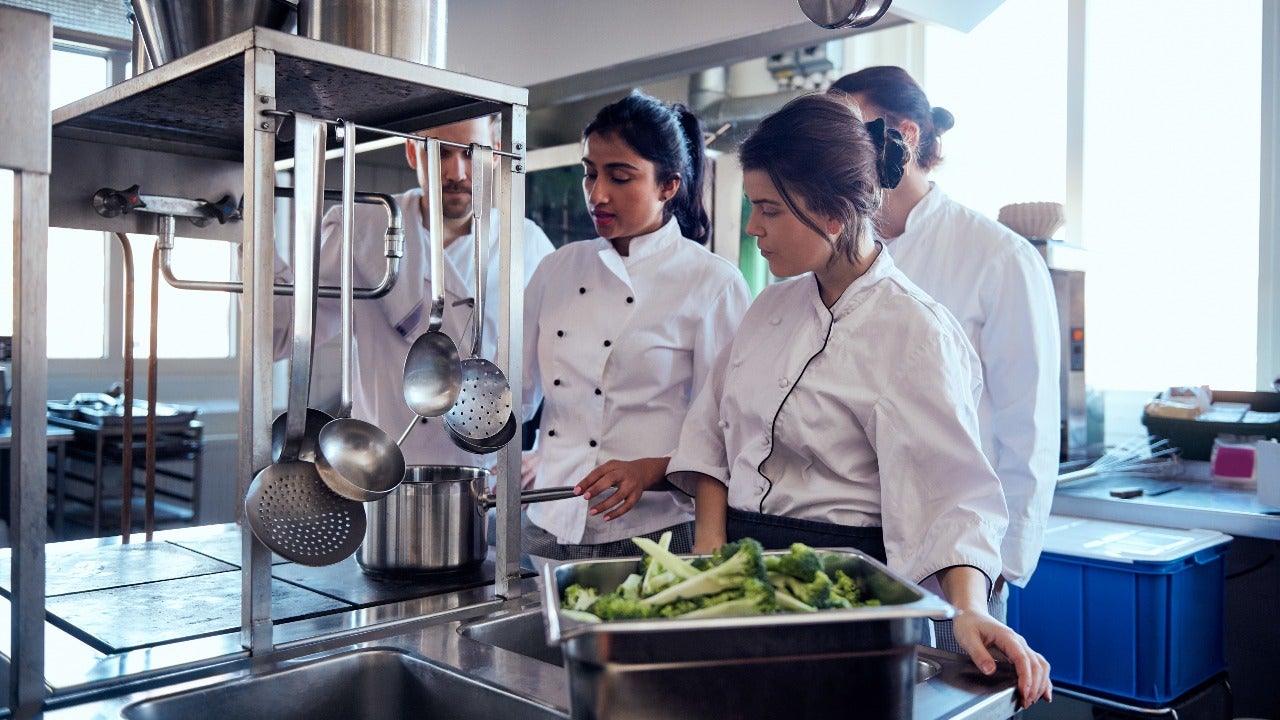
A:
[145,232,163,541]
[262,110,526,162]
[339,119,356,418]
[113,232,137,543]
[158,189,403,297]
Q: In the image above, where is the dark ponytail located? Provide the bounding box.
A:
[583,91,711,244]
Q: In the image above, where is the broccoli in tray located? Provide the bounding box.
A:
[559,536,881,623]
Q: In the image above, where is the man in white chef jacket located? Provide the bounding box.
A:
[273,115,555,468]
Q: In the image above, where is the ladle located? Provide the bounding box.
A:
[315,119,407,502]
[245,112,365,566]
[444,144,513,450]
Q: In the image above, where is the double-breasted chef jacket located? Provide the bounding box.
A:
[887,184,1060,587]
[669,247,1007,586]
[274,187,555,467]
[523,218,752,545]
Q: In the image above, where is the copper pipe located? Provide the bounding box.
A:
[144,228,166,540]
[113,233,136,543]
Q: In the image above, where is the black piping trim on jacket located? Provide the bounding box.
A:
[756,300,836,513]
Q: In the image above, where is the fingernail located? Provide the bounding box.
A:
[602,515,612,522]
[981,662,995,674]
[582,492,591,500]
[588,508,597,515]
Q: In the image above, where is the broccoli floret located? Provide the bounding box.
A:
[641,538,767,607]
[640,531,681,595]
[560,609,602,623]
[562,583,599,612]
[774,589,818,613]
[632,536,700,579]
[617,573,643,601]
[782,570,839,609]
[681,578,777,618]
[830,569,881,607]
[764,543,823,582]
[590,591,658,620]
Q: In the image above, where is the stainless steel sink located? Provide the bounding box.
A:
[457,609,943,683]
[121,648,563,720]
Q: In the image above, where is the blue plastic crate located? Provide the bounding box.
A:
[1007,516,1231,705]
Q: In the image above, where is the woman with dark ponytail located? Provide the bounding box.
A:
[666,93,1052,709]
[830,66,1060,644]
[520,91,751,560]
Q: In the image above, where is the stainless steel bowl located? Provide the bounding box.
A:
[129,0,298,66]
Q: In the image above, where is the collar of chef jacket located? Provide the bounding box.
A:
[387,189,498,342]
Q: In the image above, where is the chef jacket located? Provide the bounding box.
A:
[273,187,555,467]
[522,218,751,545]
[669,247,1007,585]
[886,184,1060,587]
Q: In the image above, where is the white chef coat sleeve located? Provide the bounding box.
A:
[979,243,1061,586]
[869,329,1007,586]
[520,255,550,424]
[667,342,734,496]
[691,273,752,398]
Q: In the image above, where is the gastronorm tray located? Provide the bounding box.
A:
[541,548,953,720]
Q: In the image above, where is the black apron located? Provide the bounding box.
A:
[726,507,887,562]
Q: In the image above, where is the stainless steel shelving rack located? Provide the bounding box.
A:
[32,23,529,695]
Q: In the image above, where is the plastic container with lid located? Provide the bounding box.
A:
[1007,515,1232,705]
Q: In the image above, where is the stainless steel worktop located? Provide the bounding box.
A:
[1053,460,1280,540]
[8,524,1018,719]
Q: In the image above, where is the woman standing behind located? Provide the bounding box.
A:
[521,91,751,560]
[668,93,1051,708]
[829,67,1060,631]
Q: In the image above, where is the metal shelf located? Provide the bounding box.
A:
[52,27,526,160]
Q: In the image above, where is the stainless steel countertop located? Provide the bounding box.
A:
[1053,460,1280,539]
[16,525,1017,720]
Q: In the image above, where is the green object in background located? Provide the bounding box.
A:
[738,194,768,296]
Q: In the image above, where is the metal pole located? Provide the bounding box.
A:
[240,45,277,655]
[2,6,51,712]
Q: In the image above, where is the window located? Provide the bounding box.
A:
[1082,1,1261,392]
[921,0,1068,222]
[0,40,239,362]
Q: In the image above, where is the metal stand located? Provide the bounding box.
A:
[2,7,51,715]
[48,27,529,663]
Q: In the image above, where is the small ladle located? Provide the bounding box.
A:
[314,120,407,503]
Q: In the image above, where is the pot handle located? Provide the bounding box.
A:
[470,475,578,511]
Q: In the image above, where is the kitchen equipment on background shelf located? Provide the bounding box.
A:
[997,201,1066,241]
[1141,389,1280,461]
[1004,200,1094,461]
[299,0,446,66]
[127,0,298,68]
[245,113,365,567]
[312,121,406,503]
[542,548,953,719]
[1056,436,1181,485]
[358,466,576,574]
[444,145,515,454]
[797,0,893,29]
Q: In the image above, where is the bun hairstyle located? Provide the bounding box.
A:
[739,93,907,264]
[830,65,952,172]
[583,91,711,244]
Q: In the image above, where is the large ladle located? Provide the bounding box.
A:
[245,112,365,566]
[393,137,465,448]
[315,119,407,502]
[444,144,514,453]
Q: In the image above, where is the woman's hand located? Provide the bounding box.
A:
[520,449,541,489]
[574,457,669,521]
[951,609,1053,709]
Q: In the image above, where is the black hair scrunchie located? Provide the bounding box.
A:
[866,118,908,190]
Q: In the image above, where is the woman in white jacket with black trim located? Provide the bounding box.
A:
[666,94,1052,709]
[520,92,751,560]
